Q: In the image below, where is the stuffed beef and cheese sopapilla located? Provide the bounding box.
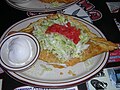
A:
[20,14,118,68]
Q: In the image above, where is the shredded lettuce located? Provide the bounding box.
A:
[33,15,90,62]
[39,64,52,75]
[51,1,60,7]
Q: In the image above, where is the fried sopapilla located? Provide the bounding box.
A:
[20,14,119,68]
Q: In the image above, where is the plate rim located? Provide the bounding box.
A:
[6,0,80,12]
[0,14,109,88]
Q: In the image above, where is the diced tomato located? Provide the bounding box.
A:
[45,22,81,44]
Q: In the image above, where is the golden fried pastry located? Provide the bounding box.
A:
[20,14,118,68]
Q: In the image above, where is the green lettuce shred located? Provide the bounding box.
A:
[33,14,90,62]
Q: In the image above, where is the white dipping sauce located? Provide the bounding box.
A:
[8,37,32,65]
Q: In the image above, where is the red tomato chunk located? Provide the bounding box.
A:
[45,22,81,44]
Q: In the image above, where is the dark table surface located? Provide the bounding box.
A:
[0,0,120,90]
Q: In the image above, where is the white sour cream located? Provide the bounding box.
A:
[8,37,32,65]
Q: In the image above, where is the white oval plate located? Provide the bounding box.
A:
[6,0,80,12]
[0,14,109,88]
